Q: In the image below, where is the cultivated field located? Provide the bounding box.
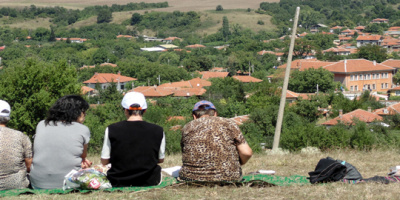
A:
[5,149,400,200]
[0,0,279,11]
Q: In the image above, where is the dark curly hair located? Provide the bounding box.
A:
[45,95,89,125]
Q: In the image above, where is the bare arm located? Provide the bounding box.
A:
[101,158,110,166]
[81,144,88,159]
[81,144,92,168]
[237,143,253,165]
[25,158,32,173]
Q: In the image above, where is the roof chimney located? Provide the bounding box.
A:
[373,60,376,66]
[339,109,343,119]
[344,60,347,72]
[368,107,371,112]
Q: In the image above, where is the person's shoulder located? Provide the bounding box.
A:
[71,122,90,132]
[36,120,46,127]
[108,121,126,128]
[142,121,163,131]
[210,116,235,123]
[3,126,29,139]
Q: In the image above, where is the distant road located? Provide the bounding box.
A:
[0,0,279,11]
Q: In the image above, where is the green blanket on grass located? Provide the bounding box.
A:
[0,174,310,197]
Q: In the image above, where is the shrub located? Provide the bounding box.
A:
[216,5,223,11]
[257,20,264,25]
[165,129,182,154]
[350,121,374,150]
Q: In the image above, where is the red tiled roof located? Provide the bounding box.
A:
[199,71,229,79]
[232,76,262,83]
[339,36,352,41]
[83,73,136,84]
[230,115,250,125]
[355,26,365,30]
[277,59,334,71]
[356,35,382,41]
[257,50,283,56]
[299,32,308,37]
[381,59,400,69]
[323,47,358,54]
[80,65,95,70]
[164,37,181,41]
[321,31,334,35]
[131,86,174,97]
[286,90,299,98]
[324,59,394,73]
[100,62,118,67]
[173,88,207,97]
[173,49,191,53]
[159,77,211,88]
[81,86,95,94]
[210,67,226,72]
[330,26,342,30]
[116,35,132,38]
[185,44,205,48]
[374,103,400,116]
[341,29,352,33]
[388,27,400,31]
[389,85,400,91]
[286,90,314,100]
[372,18,388,22]
[0,46,5,51]
[322,109,383,126]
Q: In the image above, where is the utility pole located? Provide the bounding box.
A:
[272,7,300,151]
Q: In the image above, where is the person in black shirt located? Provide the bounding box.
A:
[100,92,165,187]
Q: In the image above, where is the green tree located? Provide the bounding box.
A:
[288,68,335,93]
[216,5,223,11]
[222,16,231,40]
[204,77,245,102]
[48,25,56,42]
[393,70,400,85]
[131,13,142,25]
[357,44,388,63]
[97,9,113,23]
[0,59,81,136]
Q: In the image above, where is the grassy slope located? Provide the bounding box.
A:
[5,149,400,199]
[0,0,278,33]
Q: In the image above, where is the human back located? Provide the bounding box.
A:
[29,95,91,189]
[179,100,252,182]
[106,120,163,186]
[101,92,165,187]
[0,100,32,190]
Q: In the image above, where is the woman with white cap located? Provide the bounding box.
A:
[0,100,33,190]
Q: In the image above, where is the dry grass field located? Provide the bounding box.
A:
[0,0,278,33]
[5,149,400,200]
[0,0,279,11]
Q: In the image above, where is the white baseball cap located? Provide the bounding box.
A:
[0,100,11,117]
[121,92,147,110]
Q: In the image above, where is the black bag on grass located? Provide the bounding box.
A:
[308,158,347,184]
[326,157,363,181]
